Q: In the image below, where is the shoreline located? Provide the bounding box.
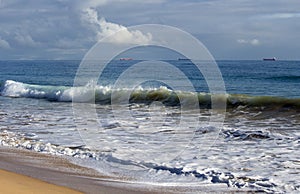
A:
[0,146,247,193]
[0,146,156,194]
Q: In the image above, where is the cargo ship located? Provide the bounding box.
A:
[263,57,276,61]
[120,58,133,61]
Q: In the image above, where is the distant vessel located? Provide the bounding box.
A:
[120,58,133,61]
[178,58,191,61]
[263,57,276,61]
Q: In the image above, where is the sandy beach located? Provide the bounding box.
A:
[0,147,156,194]
[0,169,82,194]
[0,146,244,193]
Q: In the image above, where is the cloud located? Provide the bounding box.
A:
[0,37,10,49]
[82,8,152,44]
[0,0,300,59]
[14,33,40,47]
[259,13,300,19]
[237,38,260,46]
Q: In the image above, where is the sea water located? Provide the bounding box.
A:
[0,60,299,192]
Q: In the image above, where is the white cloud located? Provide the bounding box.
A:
[250,39,260,46]
[14,33,40,47]
[237,39,247,44]
[237,38,260,46]
[0,0,300,59]
[0,37,10,49]
[82,8,152,44]
[260,13,300,19]
[59,0,165,11]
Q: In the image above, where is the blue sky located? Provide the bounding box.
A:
[0,0,299,60]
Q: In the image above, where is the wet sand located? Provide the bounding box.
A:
[0,147,155,194]
[0,146,246,193]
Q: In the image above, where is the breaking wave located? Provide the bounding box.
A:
[1,80,300,109]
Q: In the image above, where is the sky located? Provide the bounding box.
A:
[0,0,299,60]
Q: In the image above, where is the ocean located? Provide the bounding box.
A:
[0,60,299,193]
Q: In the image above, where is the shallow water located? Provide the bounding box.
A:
[0,95,299,192]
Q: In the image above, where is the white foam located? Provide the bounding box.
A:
[1,80,59,99]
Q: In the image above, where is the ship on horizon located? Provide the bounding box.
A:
[263,57,276,61]
[178,58,191,61]
[119,58,133,61]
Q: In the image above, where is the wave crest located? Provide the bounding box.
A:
[1,80,300,109]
